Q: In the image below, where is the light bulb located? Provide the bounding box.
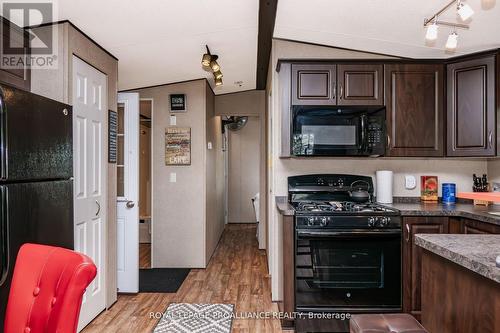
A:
[214,70,223,80]
[215,77,223,86]
[457,2,474,21]
[210,60,220,72]
[446,32,458,50]
[425,22,439,41]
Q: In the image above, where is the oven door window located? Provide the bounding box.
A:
[295,232,401,310]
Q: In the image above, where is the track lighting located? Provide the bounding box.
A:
[445,31,459,50]
[423,0,479,52]
[457,1,474,21]
[425,21,439,41]
[201,45,224,87]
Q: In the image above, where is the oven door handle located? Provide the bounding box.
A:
[297,229,402,238]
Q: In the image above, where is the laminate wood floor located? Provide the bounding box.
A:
[82,224,283,333]
[139,243,151,269]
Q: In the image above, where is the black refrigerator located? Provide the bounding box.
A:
[0,83,74,329]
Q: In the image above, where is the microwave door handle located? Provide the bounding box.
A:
[360,115,367,150]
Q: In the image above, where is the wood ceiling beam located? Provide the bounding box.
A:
[256,0,278,90]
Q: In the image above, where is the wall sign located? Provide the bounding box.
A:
[108,110,118,163]
[170,94,186,112]
[165,127,191,165]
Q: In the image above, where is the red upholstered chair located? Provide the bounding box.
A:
[3,243,97,333]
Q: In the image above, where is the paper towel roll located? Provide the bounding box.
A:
[376,170,393,204]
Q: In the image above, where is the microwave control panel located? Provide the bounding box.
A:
[367,122,383,148]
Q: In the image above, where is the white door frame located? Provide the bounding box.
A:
[72,56,107,331]
[116,93,140,293]
[139,98,154,267]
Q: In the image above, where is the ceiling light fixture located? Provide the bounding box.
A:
[457,1,474,21]
[423,0,474,52]
[425,21,439,41]
[201,45,223,87]
[445,31,459,50]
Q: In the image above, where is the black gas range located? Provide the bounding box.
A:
[289,174,402,333]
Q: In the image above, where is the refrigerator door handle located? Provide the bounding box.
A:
[0,185,9,286]
[0,88,7,180]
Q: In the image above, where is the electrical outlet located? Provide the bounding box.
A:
[207,142,213,150]
[405,175,416,190]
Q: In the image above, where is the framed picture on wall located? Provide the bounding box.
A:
[165,127,191,165]
[170,94,186,112]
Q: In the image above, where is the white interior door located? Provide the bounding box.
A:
[116,93,140,293]
[72,56,107,331]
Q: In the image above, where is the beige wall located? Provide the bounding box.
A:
[30,22,119,307]
[134,79,223,268]
[139,124,152,218]
[266,39,489,301]
[205,82,225,263]
[215,90,266,116]
[228,116,261,223]
[488,159,500,184]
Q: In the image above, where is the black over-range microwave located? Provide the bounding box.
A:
[291,106,386,156]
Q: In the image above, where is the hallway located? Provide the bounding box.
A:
[82,224,282,332]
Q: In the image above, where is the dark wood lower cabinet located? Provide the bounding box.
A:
[402,217,448,321]
[421,249,500,333]
[281,214,295,329]
[403,216,499,323]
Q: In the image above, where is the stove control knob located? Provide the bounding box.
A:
[307,217,315,226]
[368,217,376,227]
[379,217,389,227]
[320,217,328,227]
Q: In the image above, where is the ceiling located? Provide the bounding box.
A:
[17,0,500,93]
[55,0,259,94]
[275,0,500,59]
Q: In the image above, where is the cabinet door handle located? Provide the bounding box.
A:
[387,135,391,149]
[405,224,410,243]
[339,83,344,99]
[332,84,337,100]
[488,131,493,148]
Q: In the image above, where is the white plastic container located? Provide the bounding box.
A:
[376,170,394,204]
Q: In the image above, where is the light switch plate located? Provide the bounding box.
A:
[170,115,176,126]
[169,172,177,183]
[405,175,416,190]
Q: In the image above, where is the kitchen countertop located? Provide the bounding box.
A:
[275,196,500,226]
[415,234,500,283]
[384,202,500,226]
[276,196,295,216]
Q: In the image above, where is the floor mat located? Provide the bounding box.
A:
[139,268,190,293]
[153,303,234,333]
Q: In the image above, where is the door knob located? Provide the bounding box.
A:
[126,201,135,208]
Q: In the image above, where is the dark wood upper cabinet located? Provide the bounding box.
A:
[402,217,449,322]
[337,64,383,105]
[0,18,31,91]
[292,64,336,105]
[447,56,496,157]
[385,64,445,157]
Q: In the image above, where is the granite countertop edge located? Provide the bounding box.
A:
[415,234,500,283]
[275,196,500,226]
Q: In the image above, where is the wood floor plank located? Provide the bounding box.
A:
[82,224,285,333]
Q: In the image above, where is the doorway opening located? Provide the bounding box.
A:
[139,99,152,269]
[224,116,261,235]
